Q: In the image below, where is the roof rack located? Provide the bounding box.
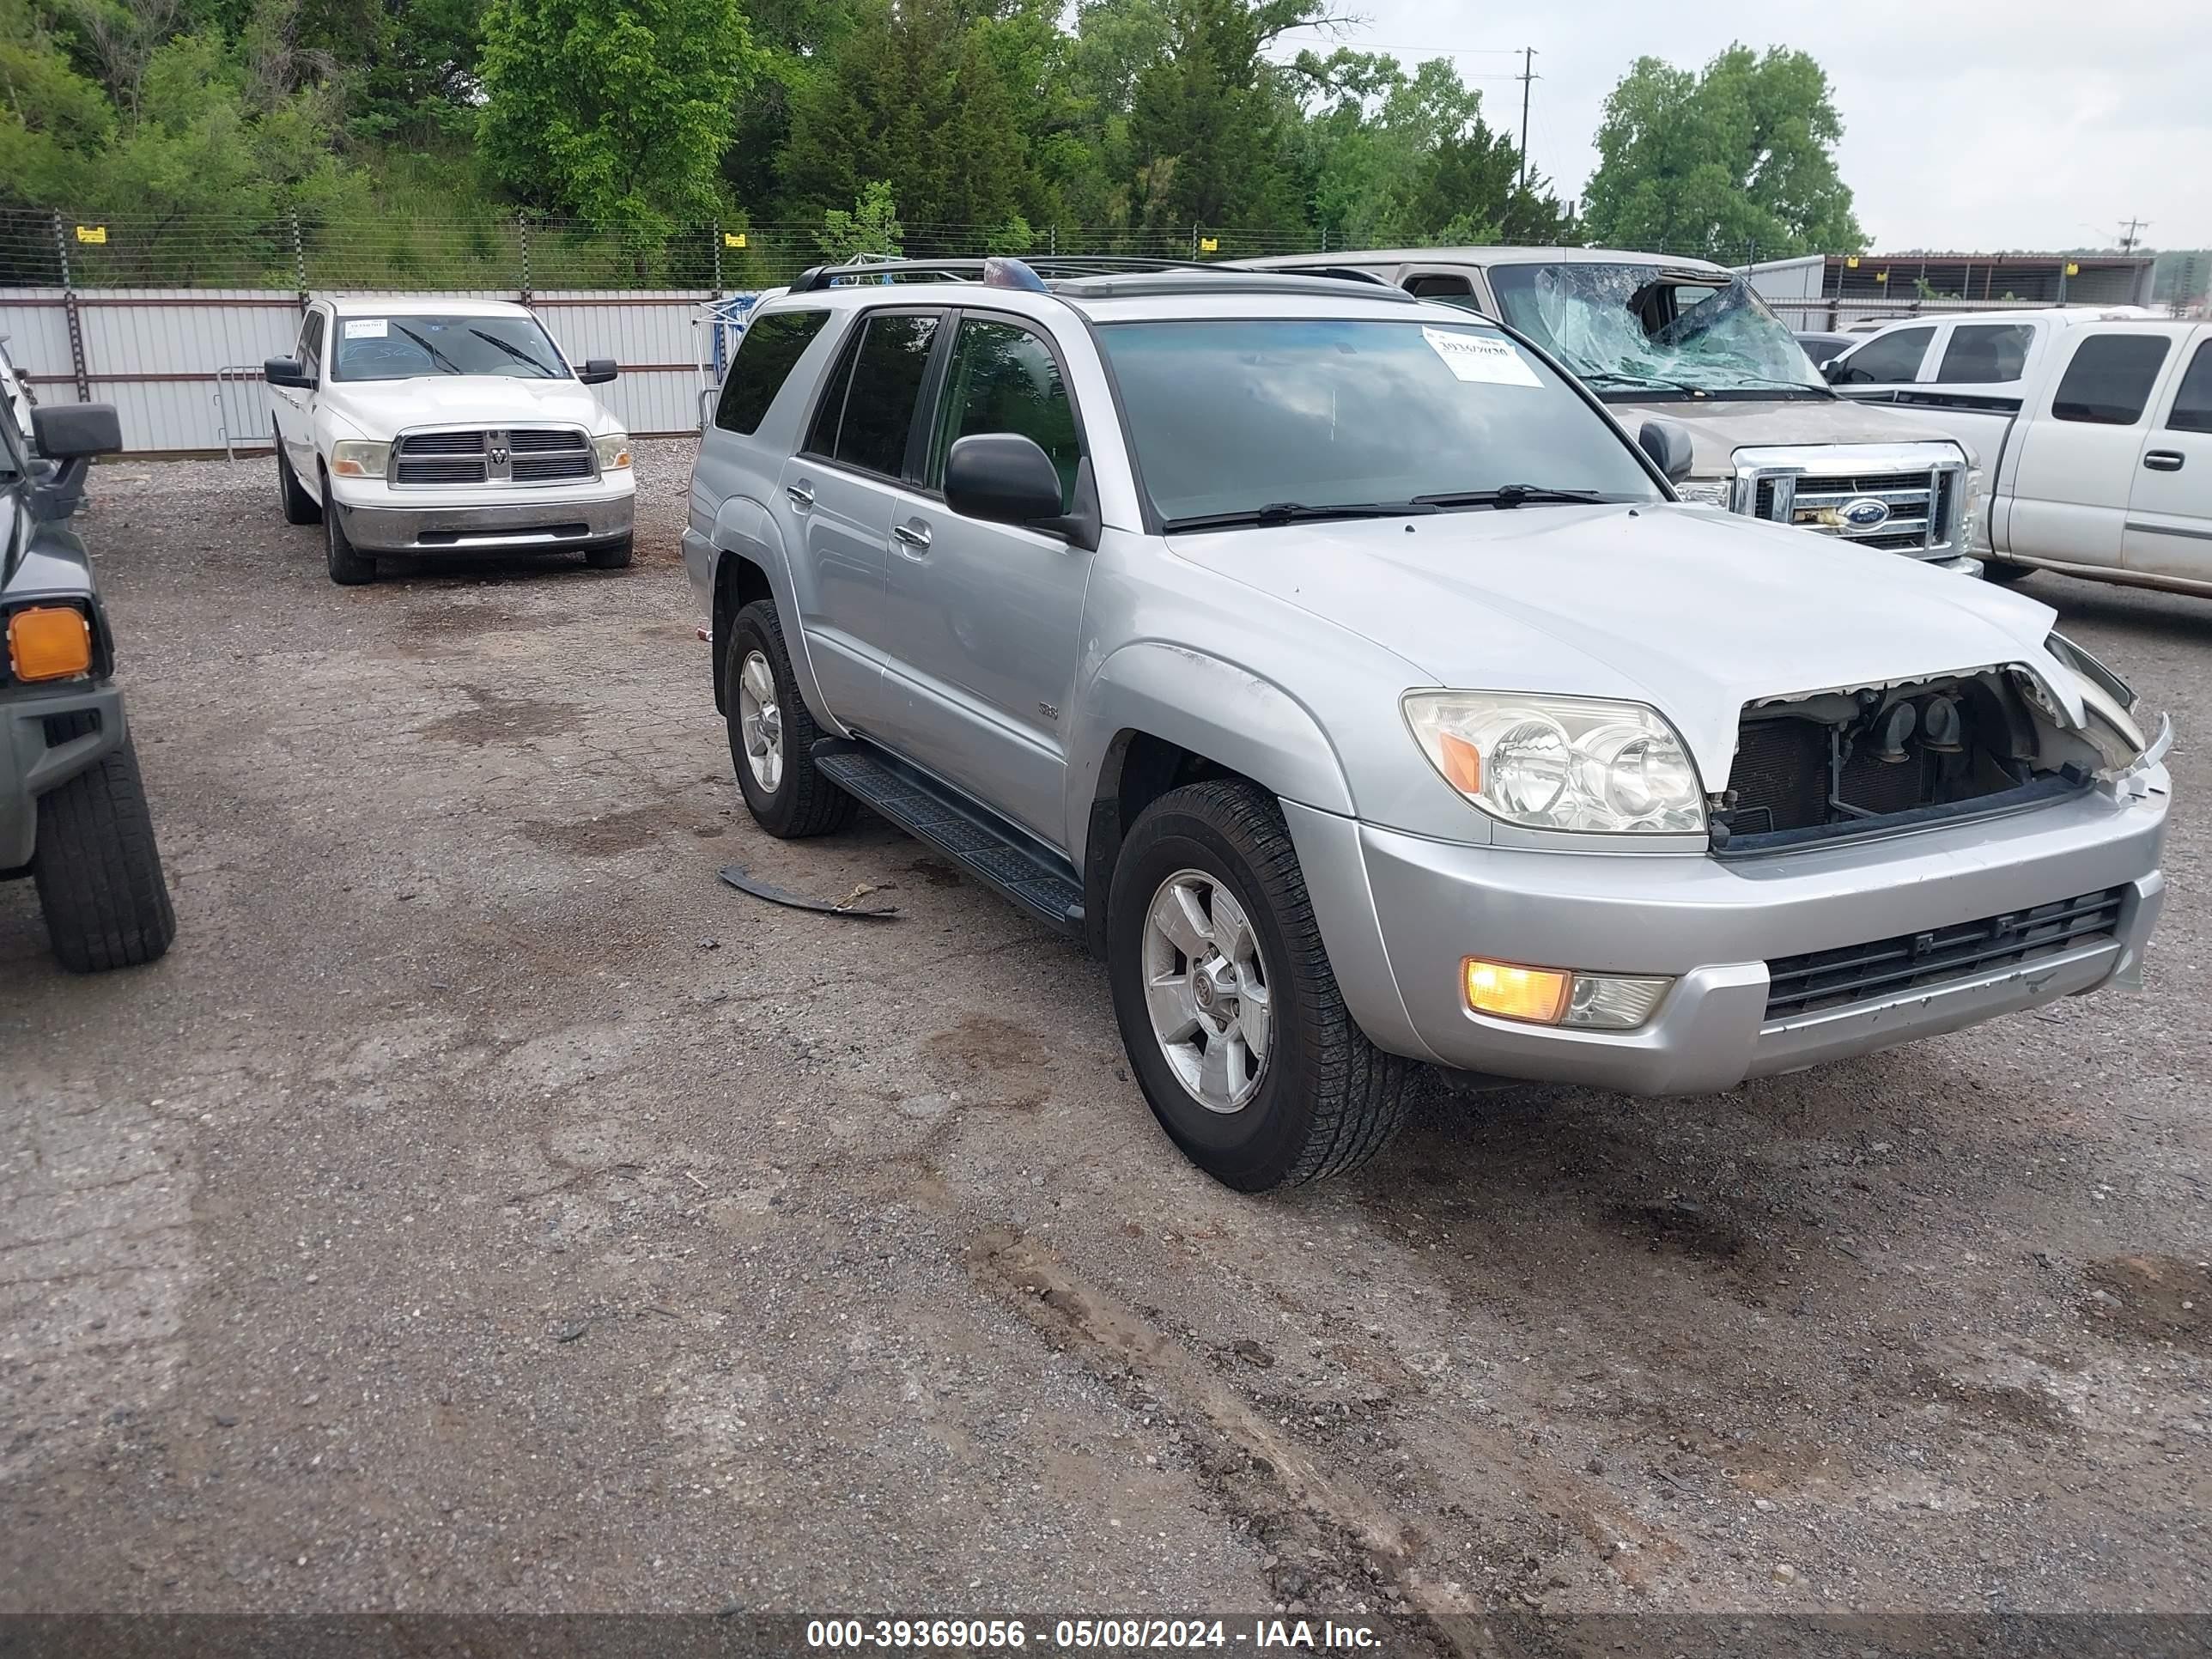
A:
[786,255,1407,295]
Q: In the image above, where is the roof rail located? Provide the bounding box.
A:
[786,255,1408,294]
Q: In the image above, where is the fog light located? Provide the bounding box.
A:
[1463,959,1571,1024]
[1463,958,1673,1030]
[8,605,92,682]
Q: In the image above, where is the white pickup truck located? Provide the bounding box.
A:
[1826,310,2212,596]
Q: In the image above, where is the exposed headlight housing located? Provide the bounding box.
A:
[329,440,389,479]
[1403,691,1707,834]
[1960,463,1989,552]
[593,433,633,471]
[1672,478,1732,508]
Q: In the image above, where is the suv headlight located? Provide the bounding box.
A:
[593,433,632,471]
[329,440,389,479]
[1403,691,1706,834]
[1672,478,1732,508]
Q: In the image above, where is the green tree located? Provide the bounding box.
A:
[1582,44,1863,258]
[1123,0,1313,233]
[815,177,900,260]
[477,0,761,244]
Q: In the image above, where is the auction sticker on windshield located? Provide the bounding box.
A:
[343,319,389,339]
[1423,326,1540,387]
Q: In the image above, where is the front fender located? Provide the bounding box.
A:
[702,495,842,736]
[1068,641,1355,854]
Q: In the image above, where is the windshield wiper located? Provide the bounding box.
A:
[467,327,560,378]
[1163,501,1435,532]
[389,321,466,376]
[1414,484,1613,510]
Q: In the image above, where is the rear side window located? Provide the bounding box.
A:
[1935,323,2033,384]
[1830,326,1930,386]
[715,309,829,434]
[2052,334,2171,425]
[1405,273,1474,299]
[2167,342,2212,434]
[805,313,939,477]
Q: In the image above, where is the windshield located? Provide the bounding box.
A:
[1095,318,1661,527]
[1487,263,1830,397]
[331,314,571,383]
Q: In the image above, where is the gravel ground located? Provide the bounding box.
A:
[2,441,2207,1631]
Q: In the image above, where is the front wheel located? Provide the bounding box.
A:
[1107,781,1410,1191]
[322,472,376,585]
[1982,560,2037,586]
[32,728,177,973]
[276,430,320,525]
[584,533,634,570]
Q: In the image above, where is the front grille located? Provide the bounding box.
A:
[392,428,593,485]
[1764,888,2126,1021]
[1729,718,1829,833]
[1749,465,1955,550]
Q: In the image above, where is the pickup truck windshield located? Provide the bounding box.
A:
[1095,318,1661,528]
[1486,264,1830,398]
[331,315,570,383]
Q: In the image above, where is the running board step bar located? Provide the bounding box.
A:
[811,740,1084,937]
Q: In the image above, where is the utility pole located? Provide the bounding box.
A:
[1516,48,1538,195]
[2115,217,2150,253]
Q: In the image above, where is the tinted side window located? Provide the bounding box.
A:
[300,312,325,374]
[1830,326,1931,386]
[2052,335,2171,425]
[716,309,829,434]
[1405,274,1474,298]
[2167,342,2212,434]
[1936,323,2033,384]
[835,313,939,477]
[802,325,858,458]
[928,319,1083,513]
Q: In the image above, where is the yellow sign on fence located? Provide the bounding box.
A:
[75,225,106,245]
[1198,237,1219,252]
[2065,261,2080,276]
[725,232,747,248]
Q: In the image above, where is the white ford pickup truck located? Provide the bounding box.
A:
[264,296,636,585]
[1827,310,2212,597]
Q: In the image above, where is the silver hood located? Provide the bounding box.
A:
[1170,502,2068,791]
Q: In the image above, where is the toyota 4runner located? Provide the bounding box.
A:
[683,258,2170,1191]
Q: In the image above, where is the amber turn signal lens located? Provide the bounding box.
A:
[1436,730,1482,793]
[1463,957,1571,1024]
[7,606,92,683]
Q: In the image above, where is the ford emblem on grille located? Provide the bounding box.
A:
[1840,496,1892,529]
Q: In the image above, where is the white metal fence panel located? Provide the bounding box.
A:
[0,285,725,453]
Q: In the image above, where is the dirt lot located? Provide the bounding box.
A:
[3,441,2208,1630]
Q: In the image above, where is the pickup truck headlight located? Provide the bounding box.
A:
[329,440,389,479]
[592,434,632,471]
[1672,478,1732,508]
[1960,464,1989,552]
[1404,691,1706,834]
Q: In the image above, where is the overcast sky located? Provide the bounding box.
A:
[1271,0,2211,252]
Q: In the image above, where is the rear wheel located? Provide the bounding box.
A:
[322,469,376,585]
[1108,780,1410,1191]
[726,600,854,838]
[32,723,177,973]
[276,430,320,525]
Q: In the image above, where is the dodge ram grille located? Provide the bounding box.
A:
[392,428,593,486]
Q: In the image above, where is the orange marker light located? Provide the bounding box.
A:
[7,606,93,683]
[1437,731,1482,793]
[1463,958,1571,1024]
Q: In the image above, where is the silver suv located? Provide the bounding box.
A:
[683,258,2171,1190]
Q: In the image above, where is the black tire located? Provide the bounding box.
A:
[32,726,177,973]
[726,599,854,838]
[1107,780,1410,1191]
[1983,560,2036,586]
[584,533,634,570]
[276,431,320,525]
[322,471,376,585]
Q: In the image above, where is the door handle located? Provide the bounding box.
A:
[892,520,933,552]
[786,482,816,509]
[2144,451,2185,472]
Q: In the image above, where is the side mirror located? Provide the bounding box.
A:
[1638,417,1696,484]
[264,356,313,390]
[31,402,121,460]
[578,358,618,386]
[945,434,1066,529]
